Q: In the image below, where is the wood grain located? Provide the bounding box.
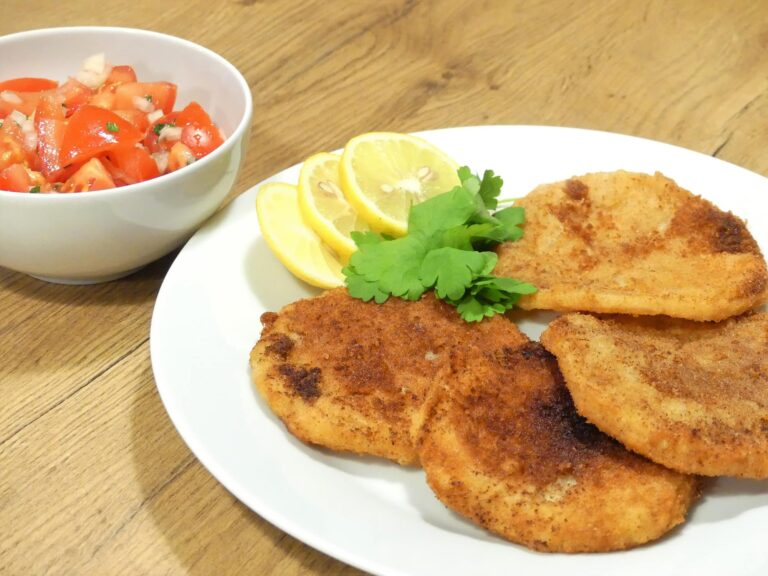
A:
[1,1,767,574]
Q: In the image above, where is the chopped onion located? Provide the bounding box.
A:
[10,111,38,151]
[132,95,154,113]
[1,90,23,105]
[75,53,112,89]
[158,125,182,143]
[22,126,38,151]
[147,109,164,123]
[152,151,169,173]
[8,110,27,126]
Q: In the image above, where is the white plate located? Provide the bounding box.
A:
[150,126,768,576]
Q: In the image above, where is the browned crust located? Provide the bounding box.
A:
[250,288,527,465]
[495,171,768,320]
[541,312,768,478]
[419,342,701,553]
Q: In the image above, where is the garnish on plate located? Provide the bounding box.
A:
[343,167,536,321]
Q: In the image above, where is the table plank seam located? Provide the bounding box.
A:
[85,453,198,563]
[0,337,149,447]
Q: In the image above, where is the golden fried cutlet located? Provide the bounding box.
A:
[495,171,768,321]
[250,288,527,465]
[541,312,768,478]
[419,341,700,553]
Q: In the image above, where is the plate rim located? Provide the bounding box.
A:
[150,124,768,576]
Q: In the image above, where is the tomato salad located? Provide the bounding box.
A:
[0,54,224,193]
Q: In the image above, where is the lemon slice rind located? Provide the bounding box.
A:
[256,181,344,289]
[298,152,362,262]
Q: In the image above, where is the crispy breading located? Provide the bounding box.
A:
[495,171,768,321]
[250,288,527,465]
[419,341,701,553]
[541,312,768,478]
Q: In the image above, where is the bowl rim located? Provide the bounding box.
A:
[0,26,254,202]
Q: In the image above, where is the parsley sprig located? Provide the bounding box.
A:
[343,167,536,322]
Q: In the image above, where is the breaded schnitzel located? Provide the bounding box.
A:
[419,341,700,553]
[495,171,768,321]
[250,288,527,465]
[541,312,768,478]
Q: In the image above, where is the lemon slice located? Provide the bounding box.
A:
[256,182,344,289]
[339,132,461,237]
[298,152,370,262]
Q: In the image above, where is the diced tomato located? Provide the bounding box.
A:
[57,78,94,117]
[34,93,67,179]
[167,141,195,173]
[0,134,26,171]
[104,65,137,86]
[89,89,115,110]
[0,163,45,192]
[113,109,149,133]
[181,123,223,159]
[61,157,115,192]
[0,115,36,166]
[174,101,224,159]
[107,146,160,184]
[0,90,46,118]
[168,142,195,172]
[143,112,178,153]
[0,78,58,93]
[35,91,66,121]
[0,59,220,191]
[113,82,177,115]
[175,102,211,127]
[59,105,143,166]
[0,163,31,191]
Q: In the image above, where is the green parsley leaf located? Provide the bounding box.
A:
[477,169,504,210]
[419,247,497,300]
[343,272,390,304]
[407,185,476,237]
[343,166,536,322]
[106,121,119,133]
[492,206,525,241]
[347,233,430,300]
[153,122,175,136]
[29,185,41,193]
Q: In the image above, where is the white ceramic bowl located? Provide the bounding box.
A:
[0,26,253,283]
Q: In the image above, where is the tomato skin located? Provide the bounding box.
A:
[34,93,68,179]
[181,124,223,159]
[107,146,160,184]
[59,105,143,166]
[175,101,224,159]
[113,82,177,114]
[175,102,211,127]
[0,78,58,92]
[104,65,137,86]
[61,157,116,192]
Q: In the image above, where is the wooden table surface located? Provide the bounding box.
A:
[2,1,767,574]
